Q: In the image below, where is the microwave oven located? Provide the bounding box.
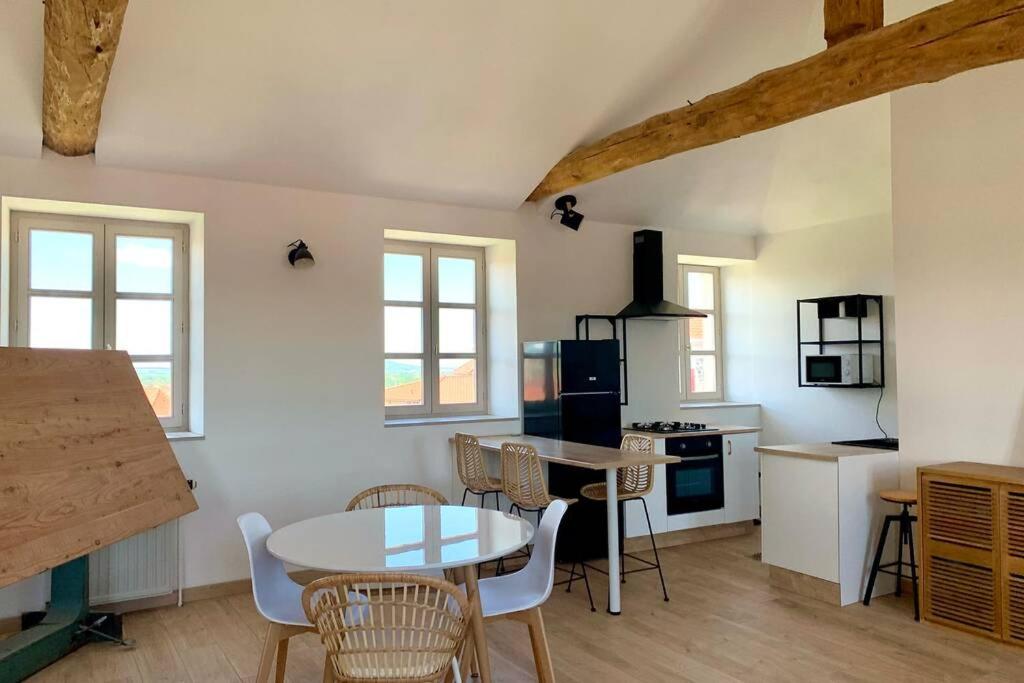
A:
[805,353,874,385]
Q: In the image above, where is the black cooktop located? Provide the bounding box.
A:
[630,421,711,434]
[832,437,899,451]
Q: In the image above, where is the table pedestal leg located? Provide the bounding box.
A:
[464,565,492,682]
[606,468,621,615]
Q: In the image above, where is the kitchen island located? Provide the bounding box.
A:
[756,442,899,606]
[471,434,679,614]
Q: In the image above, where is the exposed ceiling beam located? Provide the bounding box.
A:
[824,0,883,47]
[525,0,1024,203]
[42,0,129,156]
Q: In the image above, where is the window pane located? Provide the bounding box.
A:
[29,296,92,349]
[116,299,172,355]
[687,314,715,351]
[439,358,477,405]
[384,253,423,302]
[385,359,424,406]
[117,236,173,294]
[30,230,93,292]
[437,257,476,304]
[385,306,423,353]
[135,361,173,418]
[687,271,715,310]
[438,308,475,353]
[689,354,717,394]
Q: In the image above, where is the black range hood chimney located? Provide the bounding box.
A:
[616,230,707,319]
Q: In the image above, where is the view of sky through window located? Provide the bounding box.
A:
[27,229,178,419]
[384,253,478,407]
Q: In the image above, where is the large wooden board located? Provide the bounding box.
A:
[0,348,198,589]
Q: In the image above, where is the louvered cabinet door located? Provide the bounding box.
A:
[1000,485,1024,644]
[920,474,1000,638]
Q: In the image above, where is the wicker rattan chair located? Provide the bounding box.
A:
[303,573,471,683]
[573,434,669,602]
[499,442,575,513]
[454,433,502,509]
[499,442,593,611]
[346,484,449,512]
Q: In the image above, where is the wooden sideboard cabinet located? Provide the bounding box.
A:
[918,461,1024,644]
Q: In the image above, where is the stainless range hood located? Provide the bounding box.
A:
[616,230,707,319]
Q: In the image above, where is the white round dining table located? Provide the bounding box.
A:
[267,505,533,683]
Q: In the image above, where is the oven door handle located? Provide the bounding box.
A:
[676,454,720,462]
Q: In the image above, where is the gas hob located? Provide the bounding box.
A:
[629,421,712,434]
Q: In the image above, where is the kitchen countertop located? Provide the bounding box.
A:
[754,442,898,462]
[622,425,761,439]
[468,434,680,470]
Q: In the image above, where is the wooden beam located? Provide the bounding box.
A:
[42,0,129,156]
[526,0,1024,203]
[825,0,883,47]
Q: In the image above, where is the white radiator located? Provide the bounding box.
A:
[88,521,179,605]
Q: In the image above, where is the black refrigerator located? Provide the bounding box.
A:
[523,340,622,562]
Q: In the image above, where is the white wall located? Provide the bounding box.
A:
[892,59,1024,484]
[723,214,898,446]
[0,152,753,616]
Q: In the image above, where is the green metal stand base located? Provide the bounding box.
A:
[0,556,125,682]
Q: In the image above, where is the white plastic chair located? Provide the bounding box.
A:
[237,512,316,683]
[469,499,569,683]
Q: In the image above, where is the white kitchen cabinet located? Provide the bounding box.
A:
[758,444,899,606]
[623,428,761,538]
[724,432,759,523]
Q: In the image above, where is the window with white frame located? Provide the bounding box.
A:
[10,212,189,430]
[384,241,486,417]
[678,264,723,401]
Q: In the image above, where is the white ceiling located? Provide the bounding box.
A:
[0,0,892,235]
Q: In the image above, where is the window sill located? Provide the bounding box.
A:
[385,415,518,428]
[679,401,760,409]
[166,431,205,442]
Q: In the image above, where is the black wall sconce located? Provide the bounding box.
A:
[287,240,315,267]
[550,195,584,231]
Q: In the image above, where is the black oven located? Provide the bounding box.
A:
[665,435,724,515]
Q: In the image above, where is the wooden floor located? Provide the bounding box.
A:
[25,530,1024,682]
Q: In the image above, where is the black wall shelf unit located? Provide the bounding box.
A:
[797,294,885,388]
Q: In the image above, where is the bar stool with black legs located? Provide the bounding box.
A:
[863,489,920,621]
[498,441,596,612]
[453,432,503,510]
[569,434,670,604]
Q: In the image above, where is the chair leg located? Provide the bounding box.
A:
[621,537,626,584]
[566,561,576,593]
[256,622,282,683]
[907,512,920,621]
[323,653,333,683]
[641,497,670,602]
[863,515,895,606]
[462,488,470,506]
[274,638,289,683]
[580,562,596,612]
[524,607,556,683]
[894,512,906,597]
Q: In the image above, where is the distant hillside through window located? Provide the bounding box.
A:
[385,358,476,407]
